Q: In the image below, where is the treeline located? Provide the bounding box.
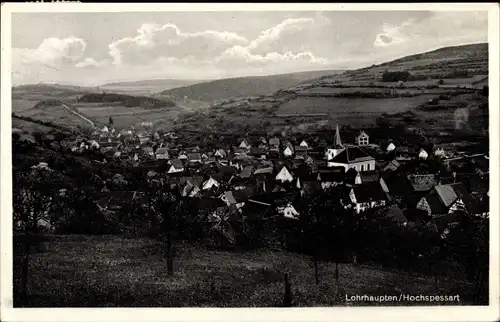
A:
[33,99,64,109]
[382,69,474,83]
[12,113,74,134]
[77,93,176,109]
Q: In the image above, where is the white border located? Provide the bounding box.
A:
[1,3,499,322]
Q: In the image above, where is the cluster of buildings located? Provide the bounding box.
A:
[79,123,489,245]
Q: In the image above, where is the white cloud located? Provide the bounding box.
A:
[108,23,249,65]
[75,57,107,68]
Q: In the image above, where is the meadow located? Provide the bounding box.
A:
[14,235,475,307]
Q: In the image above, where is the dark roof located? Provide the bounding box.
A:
[456,173,489,195]
[302,181,322,195]
[269,138,280,146]
[407,174,437,192]
[239,165,255,178]
[248,192,287,206]
[187,153,202,161]
[294,145,308,152]
[352,182,387,203]
[249,147,267,156]
[186,197,226,212]
[170,159,184,169]
[253,167,274,175]
[330,147,374,164]
[360,171,380,183]
[225,190,248,203]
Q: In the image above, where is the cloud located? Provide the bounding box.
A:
[373,12,487,50]
[108,23,249,65]
[14,37,87,67]
[75,57,107,68]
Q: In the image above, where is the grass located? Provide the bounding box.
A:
[277,96,435,116]
[13,235,476,307]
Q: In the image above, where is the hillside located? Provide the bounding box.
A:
[175,43,488,135]
[12,84,181,131]
[161,69,344,103]
[14,235,476,307]
[99,79,203,95]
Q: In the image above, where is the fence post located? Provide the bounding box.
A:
[283,270,292,307]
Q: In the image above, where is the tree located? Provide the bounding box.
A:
[109,116,114,126]
[13,168,66,303]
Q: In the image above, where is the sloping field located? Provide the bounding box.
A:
[14,235,475,307]
[277,96,436,116]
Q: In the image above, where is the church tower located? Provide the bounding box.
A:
[326,124,345,160]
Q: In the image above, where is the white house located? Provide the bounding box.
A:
[348,183,387,214]
[386,142,396,152]
[202,177,220,190]
[434,148,446,158]
[299,140,309,148]
[215,149,227,159]
[275,166,294,183]
[155,148,169,160]
[356,131,369,146]
[277,203,300,220]
[101,125,109,133]
[283,146,294,158]
[238,139,252,149]
[167,159,184,173]
[419,148,429,160]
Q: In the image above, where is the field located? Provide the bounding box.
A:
[74,103,182,129]
[13,235,476,307]
[277,96,435,116]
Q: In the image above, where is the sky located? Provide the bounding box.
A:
[11,11,488,86]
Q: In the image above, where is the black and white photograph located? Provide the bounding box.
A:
[1,2,499,321]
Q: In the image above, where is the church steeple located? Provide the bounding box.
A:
[334,123,343,148]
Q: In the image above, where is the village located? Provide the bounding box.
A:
[18,114,487,248]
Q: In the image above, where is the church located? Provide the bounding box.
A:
[326,124,375,172]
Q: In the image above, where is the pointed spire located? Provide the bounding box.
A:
[334,124,343,147]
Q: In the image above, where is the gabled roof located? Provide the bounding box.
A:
[224,190,248,204]
[239,165,255,178]
[269,138,280,146]
[330,147,374,164]
[170,159,184,169]
[155,147,169,155]
[351,182,387,203]
[253,167,274,175]
[360,171,380,183]
[249,147,267,155]
[187,152,202,161]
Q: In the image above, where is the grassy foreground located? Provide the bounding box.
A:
[13,235,475,307]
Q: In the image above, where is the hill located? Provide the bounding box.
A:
[175,43,488,135]
[99,79,203,95]
[12,84,181,132]
[161,69,345,103]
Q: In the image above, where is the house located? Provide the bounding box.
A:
[418,148,429,160]
[269,137,280,151]
[406,174,438,192]
[179,176,204,197]
[178,151,188,160]
[275,166,294,183]
[142,146,154,157]
[383,159,400,172]
[294,145,309,159]
[328,146,375,172]
[283,145,294,158]
[299,140,309,148]
[253,167,274,177]
[167,159,184,173]
[202,176,220,190]
[347,182,388,214]
[238,138,252,149]
[416,183,486,218]
[386,142,396,153]
[215,149,228,159]
[247,192,298,220]
[356,131,369,146]
[220,190,247,211]
[249,147,267,160]
[155,147,169,160]
[187,153,202,163]
[318,167,346,189]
